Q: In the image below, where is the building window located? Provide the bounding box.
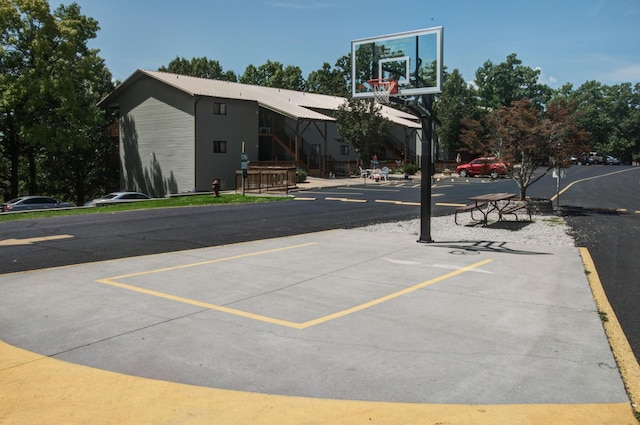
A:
[340,145,350,155]
[213,140,227,153]
[213,102,227,115]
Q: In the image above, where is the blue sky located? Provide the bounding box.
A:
[68,0,639,89]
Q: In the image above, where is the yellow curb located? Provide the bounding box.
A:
[580,247,640,418]
[1,340,636,425]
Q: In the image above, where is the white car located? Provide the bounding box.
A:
[85,191,151,207]
[1,196,75,212]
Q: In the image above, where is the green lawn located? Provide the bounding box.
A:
[0,193,291,222]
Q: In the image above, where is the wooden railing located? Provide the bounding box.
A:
[235,166,297,193]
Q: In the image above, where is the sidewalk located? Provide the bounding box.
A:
[1,218,638,423]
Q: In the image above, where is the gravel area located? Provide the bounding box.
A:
[359,212,576,247]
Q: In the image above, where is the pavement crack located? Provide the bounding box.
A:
[47,308,209,359]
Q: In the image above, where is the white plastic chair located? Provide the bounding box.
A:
[358,166,367,178]
[380,166,389,181]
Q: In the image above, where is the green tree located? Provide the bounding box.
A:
[564,81,640,160]
[239,60,304,90]
[305,56,349,97]
[158,56,237,81]
[434,69,477,158]
[474,53,553,109]
[334,97,391,167]
[0,0,115,202]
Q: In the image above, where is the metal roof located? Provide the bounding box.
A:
[98,69,421,128]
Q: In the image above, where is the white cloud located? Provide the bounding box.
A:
[603,64,640,83]
[534,67,559,87]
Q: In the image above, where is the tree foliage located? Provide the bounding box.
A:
[334,98,391,166]
[463,98,589,200]
[158,56,237,81]
[434,69,477,157]
[560,81,640,160]
[239,60,304,90]
[474,53,553,109]
[305,55,350,97]
[0,0,116,203]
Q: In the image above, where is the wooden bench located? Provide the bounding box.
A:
[455,202,487,224]
[498,202,531,221]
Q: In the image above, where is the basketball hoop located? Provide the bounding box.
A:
[368,78,398,104]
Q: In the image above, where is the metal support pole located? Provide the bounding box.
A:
[418,94,434,243]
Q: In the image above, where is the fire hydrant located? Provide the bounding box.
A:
[212,179,220,197]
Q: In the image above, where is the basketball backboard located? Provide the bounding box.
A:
[351,27,443,99]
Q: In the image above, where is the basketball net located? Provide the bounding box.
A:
[368,78,398,104]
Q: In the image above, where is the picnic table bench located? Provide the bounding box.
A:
[455,193,531,226]
[454,201,487,224]
[498,202,531,221]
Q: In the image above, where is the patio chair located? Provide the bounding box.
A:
[380,166,389,181]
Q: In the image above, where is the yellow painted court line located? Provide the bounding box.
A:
[96,249,493,330]
[580,247,640,412]
[298,258,493,328]
[101,242,317,281]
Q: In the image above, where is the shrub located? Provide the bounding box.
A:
[296,168,307,183]
[403,163,419,175]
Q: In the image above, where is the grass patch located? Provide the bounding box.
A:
[598,310,609,323]
[0,193,290,222]
[542,217,565,225]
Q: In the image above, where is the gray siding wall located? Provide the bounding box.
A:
[195,98,259,191]
[119,77,195,196]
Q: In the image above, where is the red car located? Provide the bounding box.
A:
[455,157,508,179]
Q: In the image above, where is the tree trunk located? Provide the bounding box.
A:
[27,147,37,195]
[7,119,20,199]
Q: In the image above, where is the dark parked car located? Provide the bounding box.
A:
[604,155,621,165]
[455,157,508,179]
[579,154,596,165]
[85,191,151,207]
[1,196,75,212]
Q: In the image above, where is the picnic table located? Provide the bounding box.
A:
[455,193,529,225]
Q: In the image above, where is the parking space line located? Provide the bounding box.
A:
[436,202,466,207]
[374,200,422,206]
[96,247,493,330]
[0,234,74,246]
[325,197,368,203]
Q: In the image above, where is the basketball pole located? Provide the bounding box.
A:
[404,94,436,243]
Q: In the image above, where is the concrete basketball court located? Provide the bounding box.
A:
[1,228,637,424]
